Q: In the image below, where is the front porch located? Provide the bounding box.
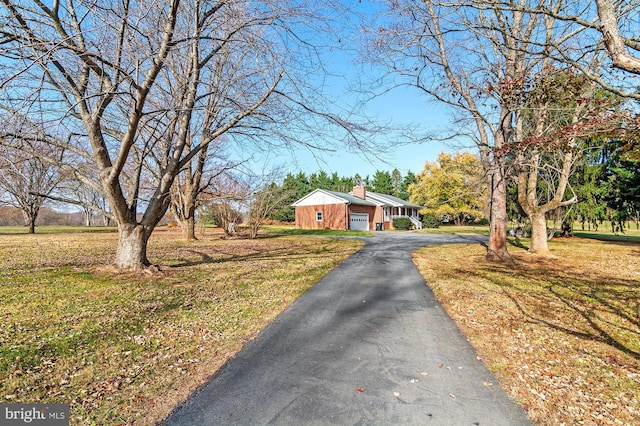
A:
[385,207,422,229]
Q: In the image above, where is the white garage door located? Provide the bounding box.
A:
[350,213,369,231]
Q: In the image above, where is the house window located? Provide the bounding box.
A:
[316,211,323,222]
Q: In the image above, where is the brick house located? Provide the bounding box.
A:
[292,185,422,231]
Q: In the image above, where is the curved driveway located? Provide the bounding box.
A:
[164,232,531,425]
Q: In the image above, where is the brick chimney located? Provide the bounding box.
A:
[352,185,366,200]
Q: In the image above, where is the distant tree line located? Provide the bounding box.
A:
[0,206,87,227]
[239,138,640,235]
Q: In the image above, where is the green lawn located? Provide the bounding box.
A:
[0,229,363,424]
[260,225,374,237]
[0,225,118,235]
[573,230,640,244]
[419,222,640,244]
[2,223,638,425]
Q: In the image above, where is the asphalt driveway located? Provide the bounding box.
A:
[164,232,531,425]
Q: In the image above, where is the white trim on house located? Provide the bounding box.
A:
[292,188,378,207]
[364,191,422,209]
[355,190,423,229]
[292,189,348,207]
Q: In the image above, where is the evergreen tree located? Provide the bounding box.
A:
[399,170,417,201]
[371,170,393,194]
[308,170,331,190]
[570,137,640,232]
[601,142,640,231]
[268,172,310,222]
[570,147,608,230]
[391,169,403,197]
[335,175,355,193]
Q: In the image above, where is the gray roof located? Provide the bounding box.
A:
[323,189,378,206]
[366,191,422,208]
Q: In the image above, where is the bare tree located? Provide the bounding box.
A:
[57,164,114,227]
[206,201,243,237]
[595,0,640,74]
[167,136,246,241]
[201,167,290,238]
[0,144,63,233]
[243,170,292,238]
[202,171,248,237]
[505,0,640,97]
[365,0,634,257]
[0,0,377,269]
[367,0,567,259]
[508,65,626,255]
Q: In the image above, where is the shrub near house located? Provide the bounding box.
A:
[392,217,412,230]
[421,213,440,228]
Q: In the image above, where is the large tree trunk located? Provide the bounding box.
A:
[180,215,197,241]
[171,179,200,241]
[172,201,198,241]
[529,212,552,256]
[114,224,152,269]
[486,168,510,260]
[22,209,36,234]
[517,148,577,256]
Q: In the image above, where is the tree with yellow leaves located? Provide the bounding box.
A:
[409,152,487,226]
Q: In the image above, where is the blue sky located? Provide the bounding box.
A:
[232,83,457,180]
[287,84,455,179]
[286,15,456,179]
[229,1,460,181]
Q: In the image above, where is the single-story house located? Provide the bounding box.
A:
[292,185,422,231]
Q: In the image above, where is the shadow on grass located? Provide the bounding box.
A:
[574,232,640,244]
[166,237,348,269]
[507,237,529,250]
[463,259,640,360]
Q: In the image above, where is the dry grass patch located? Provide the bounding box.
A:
[0,230,363,424]
[413,238,640,425]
